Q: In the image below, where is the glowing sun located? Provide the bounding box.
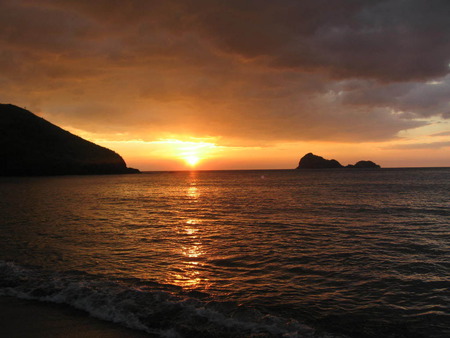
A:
[140,138,217,169]
[185,155,200,167]
[178,140,217,168]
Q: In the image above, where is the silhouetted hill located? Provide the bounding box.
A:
[296,153,380,169]
[0,104,140,176]
[346,160,381,169]
[296,153,343,169]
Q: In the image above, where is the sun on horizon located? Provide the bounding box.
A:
[176,140,218,169]
[185,155,200,167]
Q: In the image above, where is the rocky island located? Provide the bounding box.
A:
[0,104,140,176]
[296,153,380,169]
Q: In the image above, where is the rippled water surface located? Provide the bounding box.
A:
[1,169,449,337]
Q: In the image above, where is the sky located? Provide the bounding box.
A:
[1,0,450,170]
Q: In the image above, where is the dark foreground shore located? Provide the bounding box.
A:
[0,296,151,338]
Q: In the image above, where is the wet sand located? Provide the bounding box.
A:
[0,296,152,338]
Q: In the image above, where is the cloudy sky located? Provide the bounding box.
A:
[1,0,450,169]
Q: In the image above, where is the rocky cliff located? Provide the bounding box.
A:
[0,104,140,176]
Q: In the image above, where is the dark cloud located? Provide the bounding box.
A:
[0,0,448,146]
[9,0,450,81]
[189,0,450,81]
[337,75,450,119]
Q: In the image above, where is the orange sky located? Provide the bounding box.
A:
[1,1,450,170]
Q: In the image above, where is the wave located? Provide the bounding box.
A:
[0,260,320,337]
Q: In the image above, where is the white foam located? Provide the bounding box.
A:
[0,260,319,337]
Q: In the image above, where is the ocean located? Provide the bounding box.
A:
[0,168,449,337]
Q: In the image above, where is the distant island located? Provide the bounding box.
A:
[0,104,140,176]
[296,153,380,169]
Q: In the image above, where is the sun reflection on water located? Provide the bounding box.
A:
[187,186,199,200]
[187,171,200,200]
[168,218,209,289]
[166,173,210,289]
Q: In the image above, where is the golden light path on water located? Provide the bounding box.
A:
[166,171,210,289]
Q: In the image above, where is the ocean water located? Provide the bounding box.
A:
[0,169,449,337]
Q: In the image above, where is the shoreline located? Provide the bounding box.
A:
[0,296,152,338]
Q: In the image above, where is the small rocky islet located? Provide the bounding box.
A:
[296,152,380,169]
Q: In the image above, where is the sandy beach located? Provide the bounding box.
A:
[0,296,151,338]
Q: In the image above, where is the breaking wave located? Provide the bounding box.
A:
[0,260,321,337]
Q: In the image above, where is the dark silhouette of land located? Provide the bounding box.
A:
[346,160,381,169]
[0,104,140,176]
[297,153,343,169]
[296,153,380,169]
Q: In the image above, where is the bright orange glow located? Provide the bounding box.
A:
[68,125,450,170]
[185,155,200,167]
[177,140,217,168]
